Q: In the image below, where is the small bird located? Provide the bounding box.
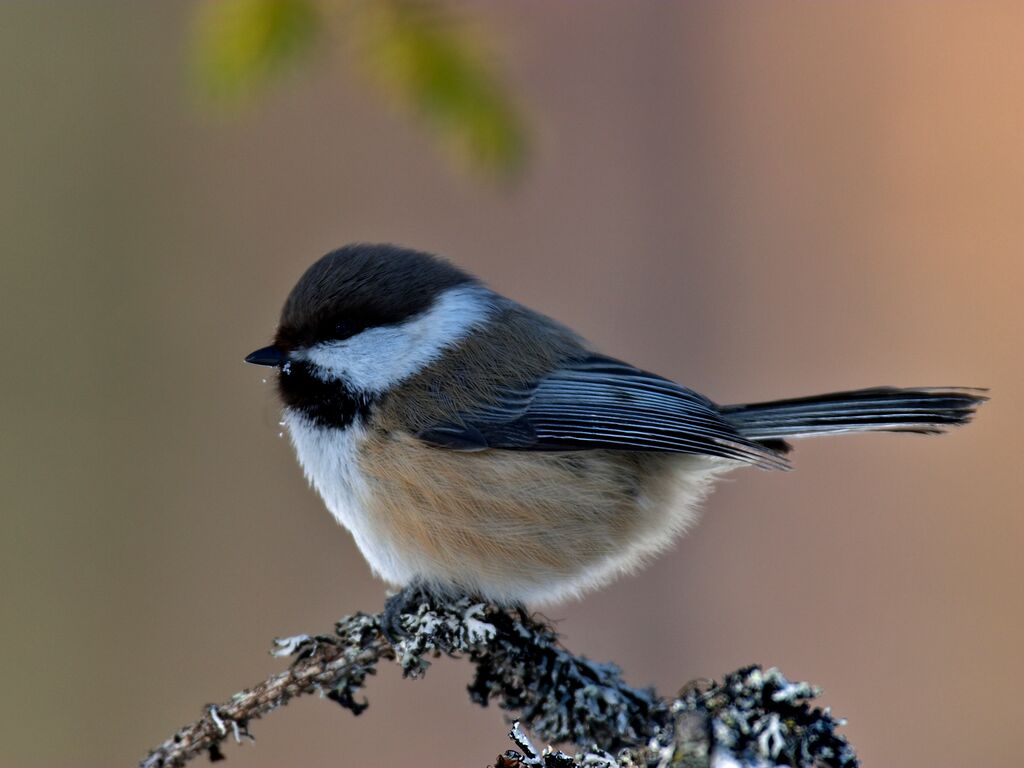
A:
[246,243,985,606]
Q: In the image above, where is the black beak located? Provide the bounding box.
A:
[245,345,286,367]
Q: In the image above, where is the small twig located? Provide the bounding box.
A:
[141,615,389,768]
[140,592,857,768]
[509,721,543,764]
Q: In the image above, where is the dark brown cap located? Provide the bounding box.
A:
[275,243,478,350]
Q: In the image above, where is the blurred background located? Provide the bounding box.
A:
[1,2,1022,767]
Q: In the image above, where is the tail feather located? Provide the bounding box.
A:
[721,387,987,441]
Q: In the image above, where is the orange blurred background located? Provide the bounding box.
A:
[1,3,1022,767]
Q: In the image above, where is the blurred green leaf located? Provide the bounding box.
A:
[189,0,528,179]
[358,1,527,179]
[192,0,319,104]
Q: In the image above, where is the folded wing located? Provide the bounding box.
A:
[417,355,789,470]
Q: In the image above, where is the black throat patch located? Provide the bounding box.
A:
[277,360,375,429]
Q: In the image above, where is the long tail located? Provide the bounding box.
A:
[721,387,987,441]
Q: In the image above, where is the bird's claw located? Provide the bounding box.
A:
[380,583,432,644]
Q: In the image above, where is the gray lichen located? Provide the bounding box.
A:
[140,590,858,768]
[492,667,857,768]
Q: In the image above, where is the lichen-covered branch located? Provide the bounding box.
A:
[140,592,857,768]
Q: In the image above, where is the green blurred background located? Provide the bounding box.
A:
[2,2,1022,767]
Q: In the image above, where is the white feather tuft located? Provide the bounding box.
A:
[298,285,494,393]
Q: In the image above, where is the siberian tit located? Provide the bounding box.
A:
[246,243,985,605]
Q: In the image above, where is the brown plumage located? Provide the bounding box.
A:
[377,298,585,432]
[354,430,724,602]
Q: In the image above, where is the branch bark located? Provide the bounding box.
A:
[140,592,857,768]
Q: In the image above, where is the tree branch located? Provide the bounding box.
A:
[140,592,857,768]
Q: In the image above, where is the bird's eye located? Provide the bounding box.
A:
[334,321,354,339]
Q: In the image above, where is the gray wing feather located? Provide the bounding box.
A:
[417,355,789,470]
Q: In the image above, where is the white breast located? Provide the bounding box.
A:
[280,284,500,587]
[283,411,416,585]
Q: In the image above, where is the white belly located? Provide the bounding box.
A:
[283,411,418,586]
[285,410,737,604]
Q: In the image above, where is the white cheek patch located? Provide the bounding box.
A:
[298,285,494,393]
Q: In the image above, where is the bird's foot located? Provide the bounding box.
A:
[381,582,434,644]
